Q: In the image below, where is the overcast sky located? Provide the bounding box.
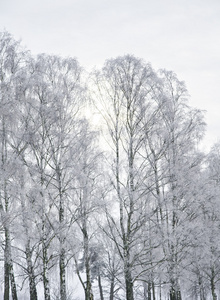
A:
[1,0,220,151]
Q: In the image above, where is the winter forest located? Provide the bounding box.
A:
[0,30,220,300]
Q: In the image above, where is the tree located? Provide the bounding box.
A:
[190,142,220,300]
[13,52,86,300]
[73,120,104,300]
[32,54,85,300]
[93,54,159,300]
[151,69,205,299]
[0,30,29,300]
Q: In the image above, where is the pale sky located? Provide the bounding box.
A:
[1,0,220,151]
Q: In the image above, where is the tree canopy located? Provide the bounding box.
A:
[0,31,219,300]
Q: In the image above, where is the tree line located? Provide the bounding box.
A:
[0,30,220,300]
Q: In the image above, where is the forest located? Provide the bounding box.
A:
[0,30,220,300]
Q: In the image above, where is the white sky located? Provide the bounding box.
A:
[1,0,220,152]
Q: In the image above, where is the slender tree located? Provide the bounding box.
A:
[93,54,159,300]
[0,30,29,300]
[33,54,85,300]
[152,69,205,299]
[73,121,104,300]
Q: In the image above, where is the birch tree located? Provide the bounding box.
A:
[153,70,205,300]
[15,53,86,299]
[33,54,85,300]
[93,54,159,300]
[73,121,103,300]
[0,30,29,300]
[190,142,220,300]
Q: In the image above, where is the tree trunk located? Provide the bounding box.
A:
[125,267,134,300]
[10,269,18,300]
[21,186,38,300]
[147,282,152,300]
[211,270,217,300]
[98,273,104,300]
[198,274,206,300]
[42,242,51,300]
[26,241,38,300]
[60,247,67,300]
[84,228,94,300]
[85,281,94,300]
[58,169,67,300]
[109,277,114,300]
[4,255,10,300]
[159,281,162,300]
[143,282,147,300]
[4,228,18,300]
[123,229,134,300]
[152,281,156,300]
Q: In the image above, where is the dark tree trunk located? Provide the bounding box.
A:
[58,169,67,300]
[26,241,38,300]
[125,268,134,300]
[85,281,94,300]
[159,281,162,300]
[198,274,206,300]
[147,282,151,300]
[10,269,18,300]
[4,228,18,300]
[4,257,10,300]
[60,247,67,300]
[152,281,156,300]
[42,221,51,300]
[211,270,217,300]
[84,230,94,300]
[109,277,114,300]
[98,273,104,300]
[42,245,51,300]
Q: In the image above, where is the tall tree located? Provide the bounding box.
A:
[191,142,220,300]
[93,54,159,300]
[73,121,103,300]
[0,30,28,300]
[152,69,205,299]
[32,54,85,300]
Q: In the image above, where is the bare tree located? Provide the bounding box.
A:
[0,30,29,300]
[93,54,158,300]
[33,54,85,300]
[151,69,205,300]
[73,120,104,300]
